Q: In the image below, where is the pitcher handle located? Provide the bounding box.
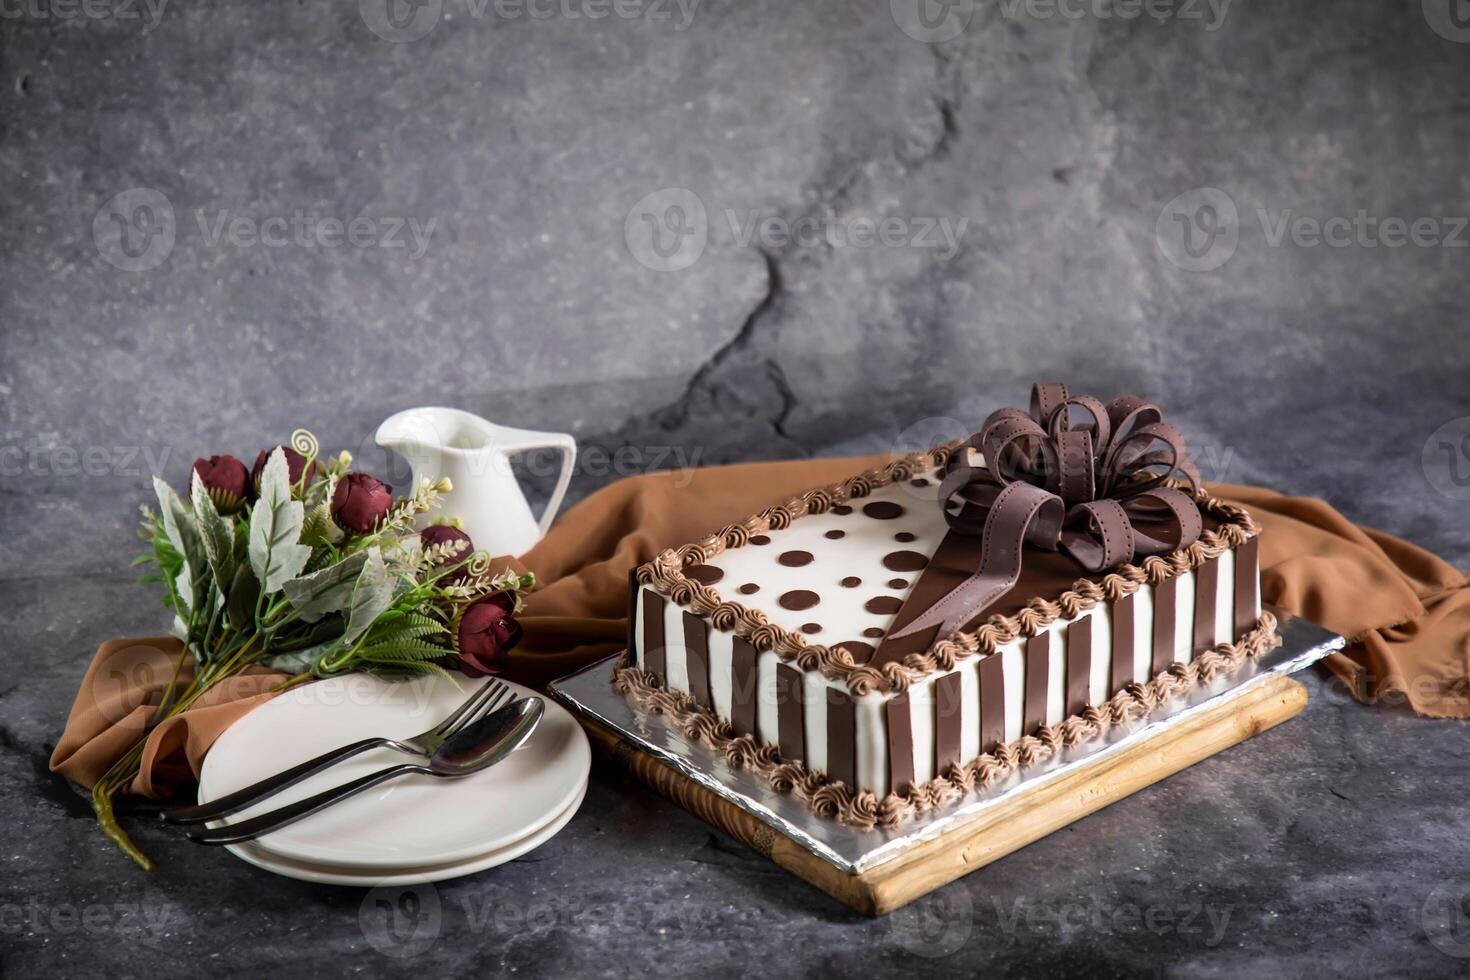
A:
[484,424,577,535]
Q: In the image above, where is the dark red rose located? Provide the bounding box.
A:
[252,446,317,493]
[192,455,250,514]
[420,524,475,583]
[455,591,522,677]
[331,472,394,533]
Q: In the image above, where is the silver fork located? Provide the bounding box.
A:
[162,678,512,825]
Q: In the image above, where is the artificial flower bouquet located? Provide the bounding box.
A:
[96,430,533,869]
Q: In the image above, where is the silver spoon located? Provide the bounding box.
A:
[188,696,544,846]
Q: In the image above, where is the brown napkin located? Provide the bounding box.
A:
[50,456,1470,798]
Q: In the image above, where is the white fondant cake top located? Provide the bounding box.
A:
[694,470,949,649]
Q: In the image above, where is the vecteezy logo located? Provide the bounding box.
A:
[359,0,443,42]
[1423,876,1470,958]
[888,888,973,958]
[359,882,442,959]
[92,188,176,272]
[93,640,169,729]
[890,0,974,42]
[1422,417,1470,501]
[889,414,970,501]
[1423,0,1470,43]
[1155,187,1239,272]
[623,187,708,272]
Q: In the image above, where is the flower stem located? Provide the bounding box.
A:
[89,632,265,869]
[150,642,192,725]
[91,737,155,872]
[270,672,315,693]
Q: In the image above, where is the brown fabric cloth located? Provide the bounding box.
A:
[50,456,1470,798]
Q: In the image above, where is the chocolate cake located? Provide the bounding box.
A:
[615,385,1278,827]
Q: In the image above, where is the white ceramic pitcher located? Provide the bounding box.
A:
[376,407,576,558]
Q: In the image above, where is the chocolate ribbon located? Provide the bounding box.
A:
[890,383,1204,641]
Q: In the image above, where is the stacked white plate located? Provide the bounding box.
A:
[197,673,591,885]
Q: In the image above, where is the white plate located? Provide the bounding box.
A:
[222,776,587,886]
[198,673,591,870]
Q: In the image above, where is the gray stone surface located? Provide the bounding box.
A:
[3,0,1470,976]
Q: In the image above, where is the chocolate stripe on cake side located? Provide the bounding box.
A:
[1111,591,1136,696]
[1066,615,1092,716]
[934,671,964,775]
[1023,632,1049,736]
[886,691,915,794]
[776,663,805,763]
[641,589,667,680]
[1234,535,1260,636]
[826,687,858,787]
[730,636,758,739]
[979,653,1005,756]
[1194,557,1220,654]
[1152,575,1178,677]
[682,611,711,710]
[626,568,638,662]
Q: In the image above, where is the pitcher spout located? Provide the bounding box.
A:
[376,407,482,462]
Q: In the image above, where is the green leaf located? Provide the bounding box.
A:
[367,660,455,682]
[359,637,445,661]
[153,476,198,559]
[300,503,342,549]
[265,640,340,675]
[281,550,370,623]
[340,547,393,648]
[174,566,194,615]
[248,448,311,594]
[226,563,261,632]
[364,622,447,646]
[155,476,198,612]
[190,472,236,597]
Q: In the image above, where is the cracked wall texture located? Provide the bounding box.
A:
[3,0,1467,576]
[2,2,1469,976]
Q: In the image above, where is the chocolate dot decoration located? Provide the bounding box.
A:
[894,531,917,543]
[778,590,821,611]
[778,550,814,567]
[882,550,928,572]
[865,595,903,615]
[862,627,885,639]
[835,640,875,664]
[887,578,910,589]
[684,563,724,586]
[737,583,760,595]
[831,504,853,516]
[840,576,862,588]
[824,529,846,540]
[862,501,905,520]
[800,622,822,635]
[749,534,771,546]
[909,478,931,488]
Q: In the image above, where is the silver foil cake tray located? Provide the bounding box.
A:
[548,605,1344,877]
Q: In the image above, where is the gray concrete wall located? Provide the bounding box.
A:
[5,4,1470,976]
[4,1,1469,576]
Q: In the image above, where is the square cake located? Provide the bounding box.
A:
[616,389,1277,827]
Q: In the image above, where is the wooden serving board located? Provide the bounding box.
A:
[575,674,1308,916]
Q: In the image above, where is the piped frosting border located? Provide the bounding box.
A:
[612,610,1282,830]
[634,443,1261,696]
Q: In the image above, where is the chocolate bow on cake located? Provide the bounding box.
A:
[889,383,1204,642]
